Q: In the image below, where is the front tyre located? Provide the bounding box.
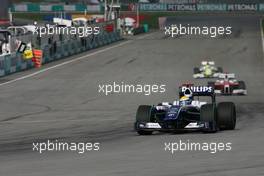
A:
[217,67,223,73]
[135,105,153,135]
[193,67,200,74]
[238,81,246,90]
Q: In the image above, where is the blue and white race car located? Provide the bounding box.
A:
[134,85,236,135]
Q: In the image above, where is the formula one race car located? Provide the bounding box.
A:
[134,85,236,135]
[193,61,223,78]
[208,73,247,95]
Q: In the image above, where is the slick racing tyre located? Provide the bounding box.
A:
[238,81,246,90]
[217,67,223,73]
[193,67,200,74]
[135,105,153,135]
[200,104,217,132]
[217,102,236,130]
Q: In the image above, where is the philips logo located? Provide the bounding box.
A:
[181,86,213,93]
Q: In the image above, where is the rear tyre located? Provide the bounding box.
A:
[200,104,217,132]
[193,67,200,74]
[217,102,236,130]
[135,105,153,135]
[217,67,223,73]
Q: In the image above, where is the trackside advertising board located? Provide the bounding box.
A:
[167,4,196,11]
[139,3,167,11]
[196,4,226,11]
[139,3,264,12]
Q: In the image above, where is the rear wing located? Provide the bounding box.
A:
[201,61,215,66]
[179,85,216,103]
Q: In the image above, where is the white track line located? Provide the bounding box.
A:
[0,41,131,87]
[0,32,156,87]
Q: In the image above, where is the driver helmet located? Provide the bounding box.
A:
[179,96,192,106]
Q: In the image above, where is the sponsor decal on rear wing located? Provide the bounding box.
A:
[179,86,215,97]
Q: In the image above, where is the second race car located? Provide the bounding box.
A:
[208,73,247,95]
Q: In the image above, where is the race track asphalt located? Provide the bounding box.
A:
[0,14,264,176]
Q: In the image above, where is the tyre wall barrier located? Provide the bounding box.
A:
[0,30,123,77]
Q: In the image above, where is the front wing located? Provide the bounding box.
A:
[136,122,211,131]
[214,88,247,95]
[193,72,221,79]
